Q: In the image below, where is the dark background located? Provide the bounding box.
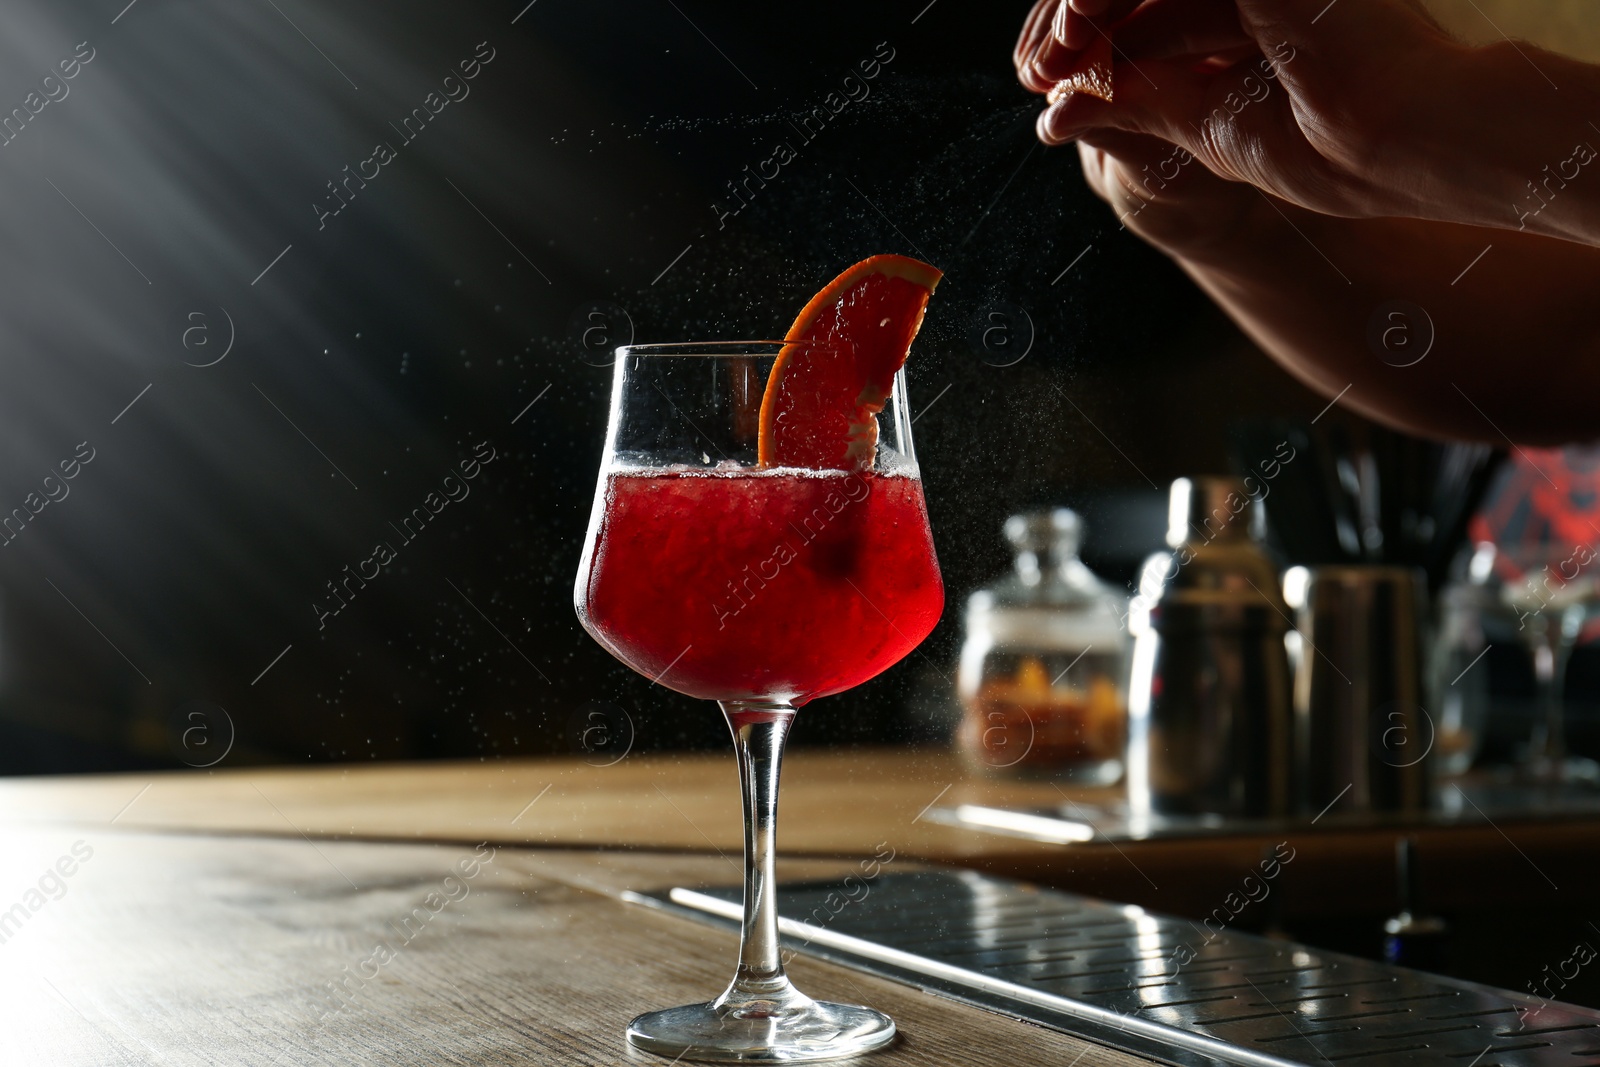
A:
[8,0,1600,1012]
[0,0,1337,775]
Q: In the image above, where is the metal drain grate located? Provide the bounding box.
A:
[633,870,1600,1067]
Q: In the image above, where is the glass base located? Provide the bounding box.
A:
[626,988,896,1063]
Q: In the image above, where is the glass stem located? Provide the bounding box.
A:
[716,700,807,1016]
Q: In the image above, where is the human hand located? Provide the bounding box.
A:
[1015,0,1529,228]
[1016,0,1600,448]
[1073,118,1600,446]
[1068,126,1261,262]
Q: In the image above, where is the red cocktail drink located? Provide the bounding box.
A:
[577,466,943,704]
[579,255,945,1063]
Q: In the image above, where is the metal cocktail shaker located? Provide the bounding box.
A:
[1127,477,1294,818]
[1285,565,1431,816]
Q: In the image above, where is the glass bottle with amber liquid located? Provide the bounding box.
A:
[956,509,1130,781]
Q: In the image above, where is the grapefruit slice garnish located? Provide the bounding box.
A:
[757,254,943,471]
[1046,36,1113,104]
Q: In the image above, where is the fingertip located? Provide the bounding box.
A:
[1037,97,1085,146]
[1050,1,1071,45]
[1036,106,1059,145]
[1062,11,1099,51]
[1014,0,1058,70]
[1036,104,1070,146]
[1019,50,1056,95]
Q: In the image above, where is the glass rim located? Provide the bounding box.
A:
[614,340,847,359]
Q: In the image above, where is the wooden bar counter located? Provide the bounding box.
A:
[5,746,1592,916]
[1,746,1595,1063]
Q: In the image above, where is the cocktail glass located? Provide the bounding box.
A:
[1485,543,1600,784]
[574,341,944,1062]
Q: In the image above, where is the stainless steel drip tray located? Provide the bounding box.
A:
[629,870,1600,1067]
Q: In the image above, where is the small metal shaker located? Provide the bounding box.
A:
[1285,565,1431,816]
[1127,477,1295,818]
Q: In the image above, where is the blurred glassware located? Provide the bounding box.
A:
[956,509,1129,783]
[1474,541,1600,784]
[1428,552,1500,776]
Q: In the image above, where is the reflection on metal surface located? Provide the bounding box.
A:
[639,870,1600,1067]
[1293,565,1432,815]
[944,804,1096,843]
[1127,477,1295,820]
[924,775,1600,845]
